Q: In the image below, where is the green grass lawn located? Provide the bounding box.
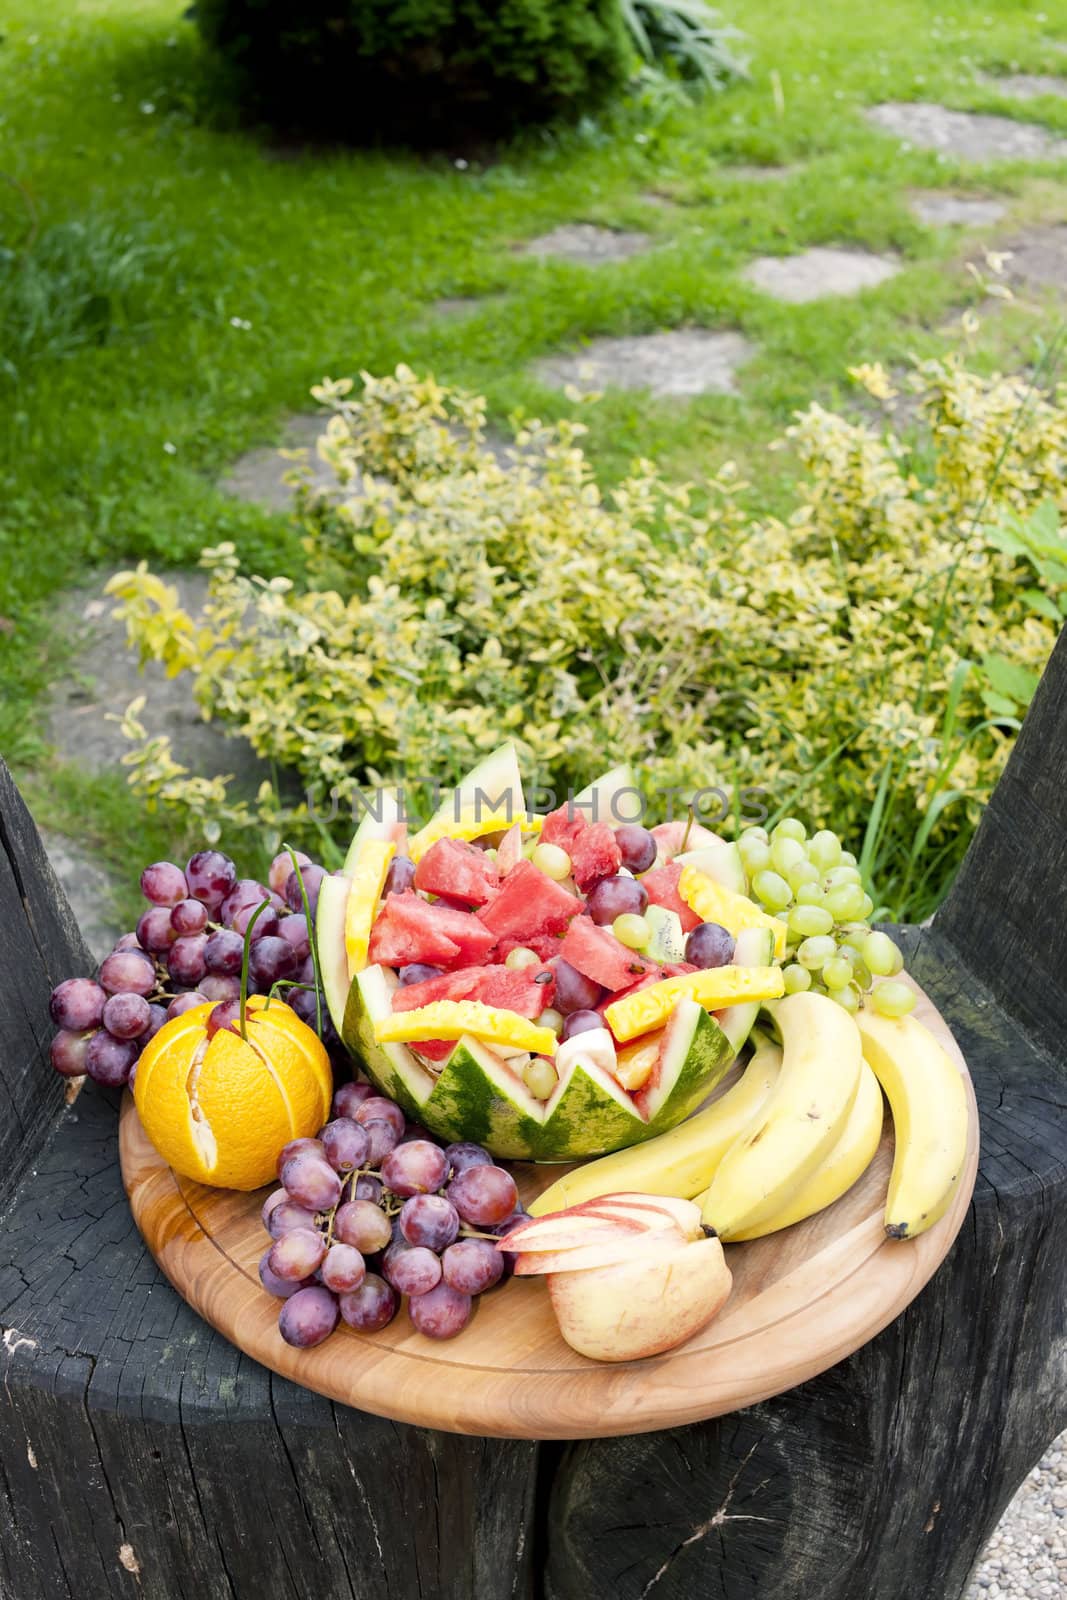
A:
[2,0,1066,893]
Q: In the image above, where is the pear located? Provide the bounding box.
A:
[547,1235,732,1362]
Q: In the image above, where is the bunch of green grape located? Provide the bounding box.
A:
[738,820,916,1019]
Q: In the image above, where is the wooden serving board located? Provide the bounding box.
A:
[119,981,979,1440]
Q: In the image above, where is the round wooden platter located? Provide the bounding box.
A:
[119,980,979,1440]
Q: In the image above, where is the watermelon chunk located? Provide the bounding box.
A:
[413,838,501,906]
[393,964,554,1020]
[558,916,656,992]
[478,860,581,941]
[640,862,700,933]
[368,891,495,968]
[570,822,622,892]
[492,933,564,965]
[541,802,586,855]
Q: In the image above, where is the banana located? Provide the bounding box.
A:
[856,1007,969,1240]
[700,992,863,1240]
[727,1058,885,1240]
[528,1035,782,1215]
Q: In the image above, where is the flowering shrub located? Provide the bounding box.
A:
[107,361,1067,919]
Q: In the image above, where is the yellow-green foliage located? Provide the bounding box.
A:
[107,361,1067,915]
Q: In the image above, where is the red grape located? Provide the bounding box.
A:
[276,1136,325,1176]
[381,1140,448,1197]
[99,950,155,997]
[270,850,310,896]
[85,1031,139,1087]
[290,987,322,1028]
[339,1273,397,1332]
[266,1199,320,1239]
[168,934,209,987]
[268,1227,327,1282]
[383,856,417,897]
[281,1153,342,1212]
[448,1166,517,1226]
[615,824,657,873]
[50,977,106,1031]
[186,850,237,911]
[560,1009,603,1041]
[261,1188,289,1229]
[167,991,206,1019]
[321,1243,366,1293]
[408,1282,473,1339]
[170,898,208,936]
[277,915,311,960]
[320,1118,371,1173]
[354,1097,406,1138]
[586,876,648,925]
[137,906,178,954]
[199,973,240,1004]
[205,999,242,1039]
[50,1029,93,1078]
[684,921,736,969]
[204,928,244,976]
[441,1238,504,1294]
[352,1175,383,1204]
[397,962,443,986]
[230,901,279,940]
[334,1081,375,1119]
[362,1119,399,1164]
[221,879,271,925]
[334,1200,392,1254]
[143,1003,168,1042]
[248,936,297,990]
[383,1243,441,1296]
[444,1142,493,1177]
[140,861,189,907]
[278,1286,338,1347]
[258,1250,312,1300]
[102,992,151,1040]
[399,1195,459,1251]
[285,863,326,914]
[552,959,602,1016]
[111,932,144,953]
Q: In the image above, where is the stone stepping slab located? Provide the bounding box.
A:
[866,102,1067,162]
[1002,224,1067,291]
[981,72,1067,102]
[534,329,752,398]
[742,247,900,303]
[518,223,652,264]
[220,414,339,512]
[908,191,1008,227]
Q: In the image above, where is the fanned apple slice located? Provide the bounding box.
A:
[573,1194,702,1235]
[499,1213,647,1254]
[513,1234,679,1277]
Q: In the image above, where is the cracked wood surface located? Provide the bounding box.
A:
[1,624,1066,1598]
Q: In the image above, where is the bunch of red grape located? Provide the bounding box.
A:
[262,1081,528,1347]
[48,846,333,1091]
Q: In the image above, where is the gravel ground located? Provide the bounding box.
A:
[967,1434,1067,1598]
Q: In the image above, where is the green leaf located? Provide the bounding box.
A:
[981,690,1022,718]
[1022,588,1062,623]
[980,653,1041,707]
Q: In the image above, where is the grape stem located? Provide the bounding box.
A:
[679,805,695,854]
[284,844,323,1037]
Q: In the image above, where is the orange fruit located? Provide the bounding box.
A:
[133,996,332,1190]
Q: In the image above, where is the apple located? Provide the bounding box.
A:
[547,1235,733,1362]
[573,1194,703,1236]
[501,1212,648,1254]
[513,1234,679,1276]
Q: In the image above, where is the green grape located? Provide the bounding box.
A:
[786,860,820,892]
[857,892,875,920]
[840,924,870,952]
[822,956,853,991]
[782,963,812,994]
[788,904,834,938]
[840,849,858,866]
[739,835,771,875]
[870,981,916,1018]
[613,913,650,950]
[795,882,826,907]
[807,829,842,871]
[770,835,806,876]
[797,935,836,970]
[744,826,770,846]
[833,983,862,1014]
[825,865,862,888]
[850,959,873,991]
[825,883,867,922]
[539,1008,564,1034]
[862,931,902,977]
[752,869,792,913]
[772,817,807,844]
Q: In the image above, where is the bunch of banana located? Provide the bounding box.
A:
[532,988,969,1245]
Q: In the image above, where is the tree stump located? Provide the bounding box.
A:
[1,633,1064,1598]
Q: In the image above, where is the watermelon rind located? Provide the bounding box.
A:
[675,841,747,896]
[317,873,353,1042]
[345,963,438,1115]
[408,742,527,859]
[639,999,735,1132]
[573,764,638,829]
[718,926,775,1053]
[342,787,402,874]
